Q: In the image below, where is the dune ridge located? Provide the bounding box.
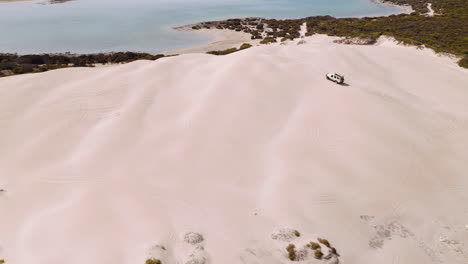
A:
[0,35,467,264]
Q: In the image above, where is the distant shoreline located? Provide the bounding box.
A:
[0,0,411,56]
[1,0,466,77]
[370,0,413,14]
[0,0,73,3]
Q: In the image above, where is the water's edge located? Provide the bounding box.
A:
[0,0,411,55]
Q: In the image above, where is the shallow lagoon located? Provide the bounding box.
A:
[0,0,404,54]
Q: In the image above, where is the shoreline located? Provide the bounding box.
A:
[370,0,413,14]
[162,28,259,56]
[1,0,467,76]
[163,0,413,55]
[1,0,412,57]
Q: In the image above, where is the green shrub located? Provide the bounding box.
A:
[330,247,339,255]
[314,249,323,259]
[293,230,300,237]
[206,48,238,55]
[286,244,296,261]
[12,67,22,74]
[0,259,5,264]
[260,37,277,44]
[317,238,331,248]
[145,258,161,264]
[239,43,252,50]
[281,35,295,42]
[458,56,468,68]
[307,242,321,250]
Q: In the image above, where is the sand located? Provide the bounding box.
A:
[0,35,467,264]
[164,29,259,55]
[427,3,436,16]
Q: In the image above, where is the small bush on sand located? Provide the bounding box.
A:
[145,258,161,264]
[314,249,323,259]
[0,259,5,263]
[293,230,300,237]
[206,48,238,55]
[239,43,252,50]
[260,37,277,44]
[12,67,22,74]
[330,247,339,255]
[307,242,321,250]
[458,57,468,68]
[318,238,331,248]
[286,244,296,261]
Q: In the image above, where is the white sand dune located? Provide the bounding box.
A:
[0,35,467,264]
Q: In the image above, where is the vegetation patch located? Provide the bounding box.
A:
[239,43,253,50]
[314,249,324,259]
[330,247,339,256]
[207,43,253,55]
[145,258,162,264]
[190,0,467,68]
[260,37,277,44]
[286,244,296,261]
[0,52,166,77]
[317,238,331,248]
[307,241,321,250]
[293,230,301,237]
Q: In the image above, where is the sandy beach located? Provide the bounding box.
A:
[164,29,259,55]
[0,35,467,264]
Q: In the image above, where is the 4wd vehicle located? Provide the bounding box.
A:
[326,73,345,84]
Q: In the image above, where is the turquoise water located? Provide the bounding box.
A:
[0,0,403,54]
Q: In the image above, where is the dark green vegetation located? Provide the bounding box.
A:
[314,249,323,259]
[293,230,301,237]
[0,52,165,77]
[260,37,277,44]
[330,247,339,255]
[317,238,331,248]
[206,43,252,55]
[0,259,5,263]
[286,244,296,261]
[307,241,321,250]
[192,0,468,68]
[145,258,161,264]
[48,0,74,3]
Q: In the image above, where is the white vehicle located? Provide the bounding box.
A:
[326,73,345,84]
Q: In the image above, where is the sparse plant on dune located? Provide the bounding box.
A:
[330,247,339,255]
[239,43,253,50]
[206,48,239,55]
[314,249,324,259]
[293,230,301,237]
[145,258,162,264]
[286,244,296,261]
[307,241,321,250]
[207,43,253,56]
[260,37,277,44]
[318,238,331,248]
